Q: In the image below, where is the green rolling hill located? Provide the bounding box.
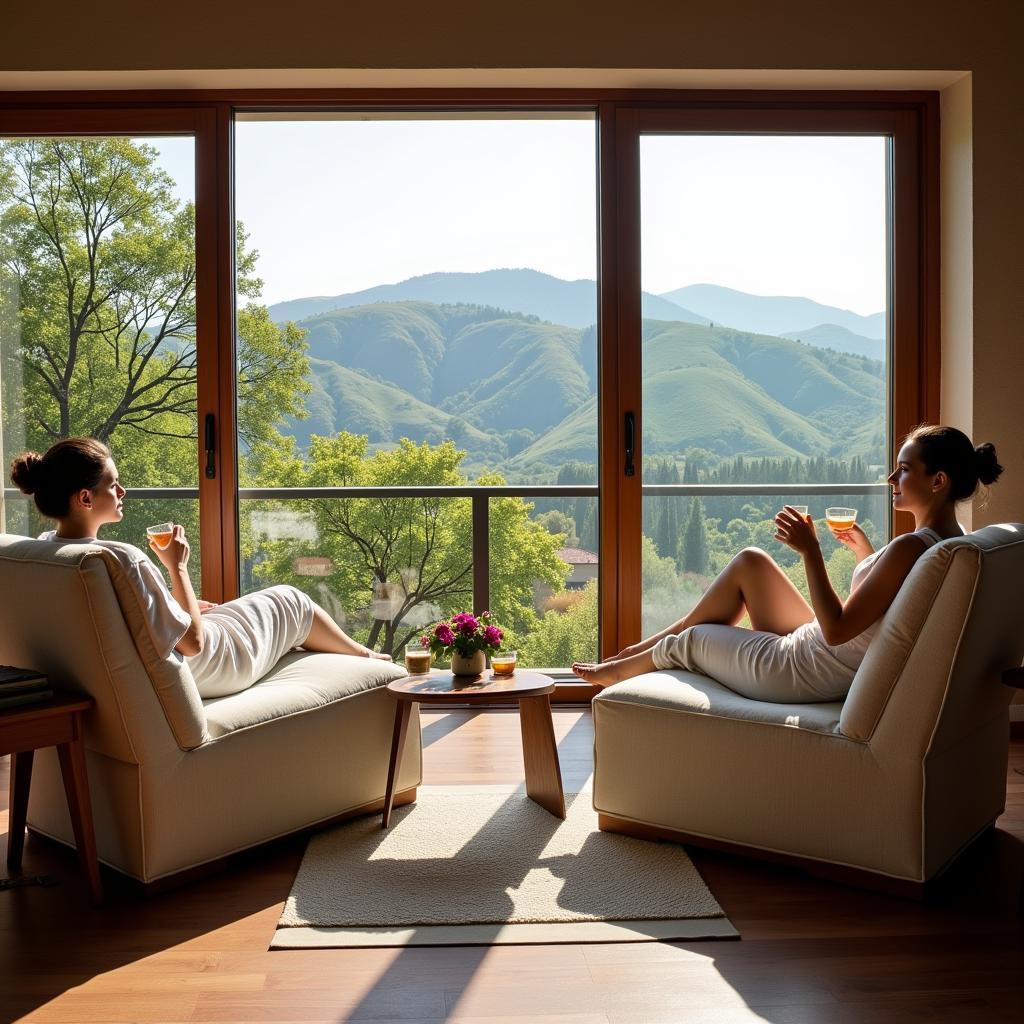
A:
[511,321,881,469]
[780,323,885,361]
[296,358,506,463]
[284,299,885,478]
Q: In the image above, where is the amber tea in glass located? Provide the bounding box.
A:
[491,650,517,676]
[405,646,432,675]
[146,522,174,549]
[825,507,857,533]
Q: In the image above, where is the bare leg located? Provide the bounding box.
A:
[301,606,393,660]
[675,547,813,635]
[580,548,813,678]
[574,650,657,689]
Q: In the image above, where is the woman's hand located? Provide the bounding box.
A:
[197,599,219,614]
[150,524,190,571]
[774,505,820,556]
[829,521,874,560]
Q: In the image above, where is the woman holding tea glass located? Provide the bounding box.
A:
[573,426,1003,702]
[10,437,391,699]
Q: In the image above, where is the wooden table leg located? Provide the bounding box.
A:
[382,700,414,829]
[56,726,103,906]
[7,749,34,871]
[518,694,566,819]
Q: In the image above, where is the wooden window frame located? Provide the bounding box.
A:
[1,91,939,701]
[0,105,234,603]
[601,99,940,658]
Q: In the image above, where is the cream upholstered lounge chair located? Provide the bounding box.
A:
[0,535,421,884]
[593,524,1024,895]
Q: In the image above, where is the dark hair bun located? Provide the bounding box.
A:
[10,451,43,495]
[975,442,1003,486]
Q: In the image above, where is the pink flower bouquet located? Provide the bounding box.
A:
[422,611,505,660]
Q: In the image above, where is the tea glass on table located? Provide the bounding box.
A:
[146,522,174,549]
[404,645,432,675]
[824,507,858,533]
[491,650,517,676]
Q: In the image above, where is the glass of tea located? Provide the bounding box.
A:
[824,507,858,533]
[491,650,517,676]
[404,645,432,675]
[146,522,174,549]
[788,505,809,518]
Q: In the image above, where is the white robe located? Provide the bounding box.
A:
[651,528,944,703]
[39,533,315,699]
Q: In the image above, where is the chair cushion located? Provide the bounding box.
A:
[840,524,1024,742]
[93,547,208,750]
[0,534,207,755]
[203,650,408,739]
[597,670,844,736]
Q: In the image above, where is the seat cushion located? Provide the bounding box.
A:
[203,651,407,739]
[597,670,844,736]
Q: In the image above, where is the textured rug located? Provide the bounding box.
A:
[273,786,736,947]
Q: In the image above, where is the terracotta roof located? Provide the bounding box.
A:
[557,547,599,564]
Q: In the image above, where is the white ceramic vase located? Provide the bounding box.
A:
[451,649,486,676]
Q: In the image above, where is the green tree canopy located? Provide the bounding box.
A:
[249,433,569,658]
[0,138,309,486]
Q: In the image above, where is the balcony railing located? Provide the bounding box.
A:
[4,481,889,614]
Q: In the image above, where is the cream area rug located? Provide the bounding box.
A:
[273,786,736,948]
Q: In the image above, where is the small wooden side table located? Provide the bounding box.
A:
[2,694,102,905]
[382,670,566,829]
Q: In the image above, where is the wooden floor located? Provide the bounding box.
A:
[1,708,1022,1024]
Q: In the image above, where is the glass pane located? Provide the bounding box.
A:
[641,489,889,637]
[504,493,599,668]
[234,114,599,665]
[639,135,889,625]
[240,493,471,658]
[1,136,201,581]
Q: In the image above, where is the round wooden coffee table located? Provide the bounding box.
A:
[381,669,566,828]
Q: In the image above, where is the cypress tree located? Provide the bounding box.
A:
[680,496,709,574]
[580,504,598,552]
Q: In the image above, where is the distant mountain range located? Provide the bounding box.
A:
[284,299,885,477]
[780,323,883,361]
[268,269,705,331]
[660,283,885,341]
[269,270,886,359]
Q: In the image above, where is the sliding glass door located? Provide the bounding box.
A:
[609,106,934,653]
[232,111,600,668]
[637,132,889,633]
[0,109,223,594]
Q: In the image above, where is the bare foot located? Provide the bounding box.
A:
[367,650,393,661]
[571,660,629,688]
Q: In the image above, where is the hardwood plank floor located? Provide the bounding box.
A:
[1,709,1021,1024]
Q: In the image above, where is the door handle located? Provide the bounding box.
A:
[624,411,636,477]
[204,414,216,479]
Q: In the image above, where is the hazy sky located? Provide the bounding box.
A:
[151,119,886,315]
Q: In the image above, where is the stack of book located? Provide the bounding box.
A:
[0,666,54,710]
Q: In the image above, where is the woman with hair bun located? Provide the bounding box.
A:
[10,438,391,698]
[573,424,1003,701]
